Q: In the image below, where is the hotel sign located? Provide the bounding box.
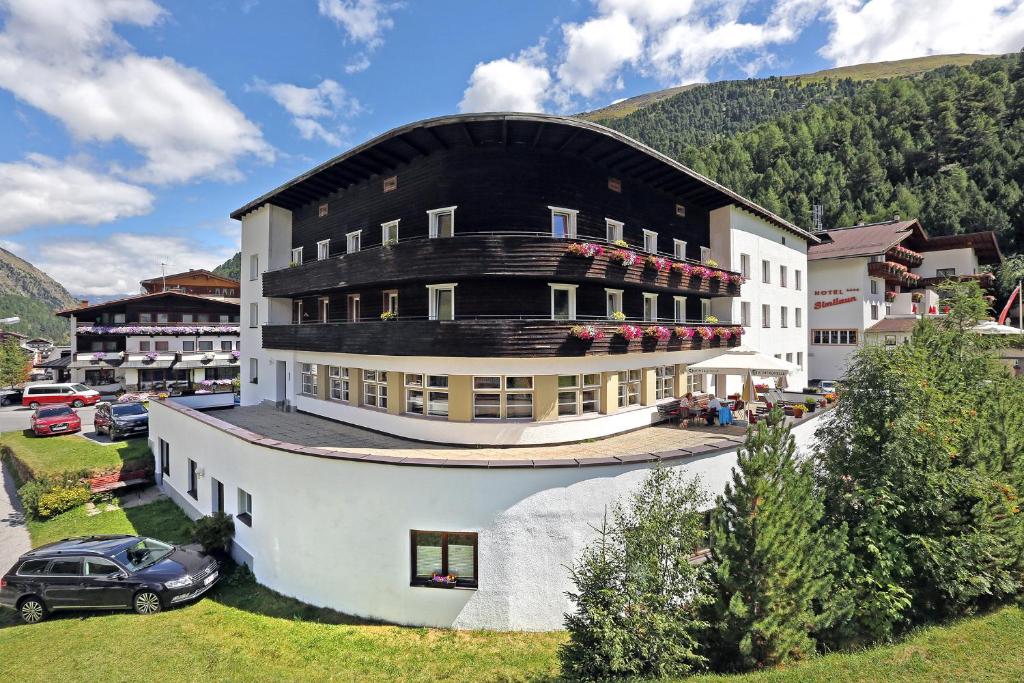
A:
[813,288,859,310]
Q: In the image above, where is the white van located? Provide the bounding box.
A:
[22,383,101,409]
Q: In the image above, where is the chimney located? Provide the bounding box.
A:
[79,299,89,308]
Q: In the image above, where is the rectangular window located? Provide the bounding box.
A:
[550,284,577,321]
[291,247,303,265]
[686,372,704,394]
[700,246,711,264]
[795,269,802,291]
[780,265,788,288]
[740,253,750,278]
[795,308,802,328]
[642,230,658,254]
[673,239,687,260]
[383,290,398,316]
[472,376,533,419]
[674,296,687,323]
[740,301,751,327]
[139,341,151,352]
[617,370,641,408]
[428,284,455,321]
[383,175,397,192]
[428,207,456,238]
[796,351,803,368]
[655,365,674,400]
[606,219,624,243]
[363,370,389,409]
[318,202,329,217]
[606,289,623,319]
[346,230,361,253]
[870,279,878,295]
[317,239,330,260]
[936,267,956,277]
[196,341,213,351]
[237,488,252,526]
[181,313,194,323]
[382,220,400,245]
[159,439,170,476]
[347,294,360,322]
[643,293,658,322]
[154,341,169,352]
[411,530,478,588]
[786,353,793,364]
[549,207,578,239]
[871,303,879,320]
[319,297,329,323]
[812,330,860,345]
[249,254,259,281]
[762,304,771,328]
[780,306,788,328]
[329,366,350,401]
[558,374,601,417]
[139,312,152,323]
[762,259,771,283]
[212,479,224,514]
[300,363,318,396]
[249,302,258,328]
[884,334,897,346]
[182,341,195,352]
[249,357,258,384]
[156,313,169,324]
[607,177,621,192]
[675,203,686,217]
[701,298,711,321]
[187,459,198,499]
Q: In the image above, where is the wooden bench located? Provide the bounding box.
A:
[87,469,153,494]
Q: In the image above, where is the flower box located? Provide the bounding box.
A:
[644,325,671,341]
[671,262,694,277]
[569,325,604,342]
[644,255,670,272]
[616,324,643,341]
[430,573,459,588]
[674,326,696,340]
[697,327,715,341]
[566,242,604,258]
[608,248,639,266]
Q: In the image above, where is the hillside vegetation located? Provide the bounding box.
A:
[0,247,76,343]
[213,251,241,280]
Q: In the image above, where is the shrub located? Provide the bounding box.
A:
[17,480,47,518]
[36,485,92,518]
[193,512,236,554]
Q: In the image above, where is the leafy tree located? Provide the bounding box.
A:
[561,467,711,680]
[0,339,28,388]
[704,409,843,671]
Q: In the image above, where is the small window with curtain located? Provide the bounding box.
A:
[549,207,577,239]
[411,530,478,588]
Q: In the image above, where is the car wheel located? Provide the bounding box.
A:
[72,400,84,408]
[18,597,46,624]
[29,401,40,409]
[134,591,162,615]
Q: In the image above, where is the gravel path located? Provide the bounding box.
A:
[0,459,31,571]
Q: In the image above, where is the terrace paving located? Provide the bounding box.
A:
[214,403,747,462]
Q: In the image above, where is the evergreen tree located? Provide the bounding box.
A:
[704,409,841,671]
[0,339,28,388]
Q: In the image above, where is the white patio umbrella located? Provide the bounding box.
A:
[687,345,800,398]
[972,320,1024,335]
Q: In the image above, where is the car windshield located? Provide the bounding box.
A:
[114,538,173,571]
[112,404,147,416]
[71,384,91,392]
[38,406,73,417]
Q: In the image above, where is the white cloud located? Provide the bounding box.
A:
[558,12,644,98]
[0,154,153,233]
[819,0,1024,66]
[0,0,272,184]
[251,78,360,147]
[458,48,553,113]
[345,53,372,74]
[33,232,236,296]
[318,0,397,48]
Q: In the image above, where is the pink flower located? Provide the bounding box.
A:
[693,266,712,279]
[609,248,639,266]
[697,326,716,340]
[709,269,726,280]
[644,325,671,341]
[672,262,694,276]
[566,242,605,258]
[645,255,670,272]
[729,274,744,285]
[674,326,696,339]
[569,324,605,342]
[732,326,744,336]
[616,324,644,341]
[715,327,732,340]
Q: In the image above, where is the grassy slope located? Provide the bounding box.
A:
[2,498,1024,682]
[0,430,151,478]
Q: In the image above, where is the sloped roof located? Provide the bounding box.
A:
[865,317,920,334]
[140,268,239,287]
[56,290,239,317]
[808,219,922,261]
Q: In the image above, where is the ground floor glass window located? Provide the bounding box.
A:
[655,366,674,400]
[300,363,318,396]
[363,370,388,409]
[617,370,641,408]
[410,530,478,588]
[329,366,350,401]
[405,374,448,417]
[558,374,601,416]
[472,376,533,419]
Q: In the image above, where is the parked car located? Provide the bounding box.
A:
[93,401,149,440]
[22,383,100,409]
[30,405,82,436]
[0,535,219,624]
[0,388,22,406]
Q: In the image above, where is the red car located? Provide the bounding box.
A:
[30,405,82,437]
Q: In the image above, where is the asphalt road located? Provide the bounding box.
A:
[0,404,98,435]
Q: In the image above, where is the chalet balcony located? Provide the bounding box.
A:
[262,317,742,358]
[75,322,240,334]
[262,233,742,299]
[885,245,924,268]
[868,260,922,288]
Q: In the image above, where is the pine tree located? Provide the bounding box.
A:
[704,409,840,672]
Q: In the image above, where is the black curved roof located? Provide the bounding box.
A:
[231,112,816,242]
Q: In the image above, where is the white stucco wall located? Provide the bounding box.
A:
[806,257,880,381]
[150,400,828,631]
[916,247,979,278]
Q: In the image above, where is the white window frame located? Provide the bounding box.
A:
[740,253,750,278]
[605,288,623,319]
[346,230,362,253]
[558,373,602,417]
[795,269,802,291]
[317,239,330,261]
[291,247,303,265]
[655,365,674,400]
[780,265,787,288]
[381,219,400,244]
[701,298,712,321]
[617,369,641,408]
[643,293,659,322]
[383,289,398,315]
[318,296,329,323]
[300,363,318,397]
[673,296,687,323]
[700,246,711,264]
[740,301,751,327]
[237,488,252,524]
[427,283,457,321]
[673,239,687,260]
[686,372,704,394]
[870,279,879,295]
[795,308,802,328]
[548,206,578,239]
[249,357,258,384]
[606,218,624,243]
[249,302,258,328]
[549,283,578,321]
[363,370,389,409]
[781,306,788,328]
[762,304,771,328]
[642,229,658,254]
[472,376,534,420]
[249,254,259,281]
[762,259,771,283]
[329,366,350,401]
[797,351,803,368]
[871,303,879,320]
[427,206,457,238]
[346,294,360,322]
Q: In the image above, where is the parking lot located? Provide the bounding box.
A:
[0,403,98,437]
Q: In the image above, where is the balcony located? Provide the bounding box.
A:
[262,318,741,358]
[917,272,996,290]
[868,260,922,288]
[76,322,240,335]
[262,233,741,299]
[885,245,924,267]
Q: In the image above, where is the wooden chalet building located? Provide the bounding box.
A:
[141,268,240,297]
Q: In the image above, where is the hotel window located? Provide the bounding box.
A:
[159,439,170,476]
[249,357,258,384]
[796,351,803,368]
[363,370,388,409]
[405,374,448,417]
[346,230,362,253]
[936,267,956,277]
[871,303,879,320]
[156,313,169,323]
[182,341,195,352]
[701,298,712,321]
[154,341,169,352]
[346,294,360,322]
[300,363,318,396]
[473,376,533,419]
[674,296,687,323]
[427,284,456,321]
[550,284,578,321]
[795,308,802,328]
[428,207,456,238]
[410,531,478,588]
[673,239,687,260]
[249,254,259,281]
[780,265,788,288]
[139,341,150,352]
[617,370,641,408]
[187,459,198,499]
[319,297,329,323]
[643,293,658,322]
[382,219,400,245]
[785,353,793,364]
[196,341,212,351]
[383,175,397,192]
[870,279,878,295]
[383,290,398,316]
[762,259,771,283]
[762,304,771,328]
[329,366,349,401]
[812,330,859,345]
[249,302,258,328]
[700,246,711,264]
[795,269,802,291]
[740,301,751,327]
[675,203,686,217]
[606,218,624,243]
[237,488,252,526]
[291,247,303,265]
[643,230,658,254]
[292,300,303,324]
[740,253,750,278]
[655,366,674,400]
[780,306,788,328]
[602,288,618,321]
[549,207,578,239]
[558,374,601,416]
[686,372,704,394]
[317,239,330,260]
[182,313,194,323]
[220,340,232,352]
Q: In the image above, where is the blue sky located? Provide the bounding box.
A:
[2,0,1023,296]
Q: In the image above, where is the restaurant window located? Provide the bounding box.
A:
[740,253,750,278]
[617,370,641,408]
[780,306,788,328]
[155,341,169,352]
[642,230,658,254]
[317,239,330,260]
[700,246,711,264]
[249,357,258,384]
[762,304,771,328]
[550,284,577,321]
[762,259,771,283]
[428,207,456,238]
[606,289,623,319]
[606,218,624,243]
[159,439,170,476]
[237,488,252,526]
[686,372,704,394]
[780,265,788,288]
[427,284,455,321]
[674,296,687,323]
[383,290,398,316]
[812,330,859,345]
[936,267,956,278]
[363,370,388,409]
[549,207,578,239]
[290,247,303,265]
[347,294,360,322]
[472,376,533,419]
[643,293,658,322]
[300,363,318,396]
[249,303,258,328]
[558,374,601,416]
[871,303,879,320]
[187,459,198,499]
[382,219,400,245]
[673,239,687,260]
[405,374,448,417]
[655,366,674,400]
[411,531,477,588]
[795,269,802,291]
[249,254,259,281]
[740,301,751,327]
[329,366,349,401]
[795,308,802,328]
[346,230,362,253]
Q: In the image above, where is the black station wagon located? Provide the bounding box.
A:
[0,535,218,624]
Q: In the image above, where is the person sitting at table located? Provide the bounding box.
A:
[707,396,722,425]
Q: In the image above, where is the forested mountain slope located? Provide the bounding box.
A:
[0,248,77,343]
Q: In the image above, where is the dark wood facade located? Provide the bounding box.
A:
[64,293,240,327]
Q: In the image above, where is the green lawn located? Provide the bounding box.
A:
[2,498,1023,682]
[0,429,150,479]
